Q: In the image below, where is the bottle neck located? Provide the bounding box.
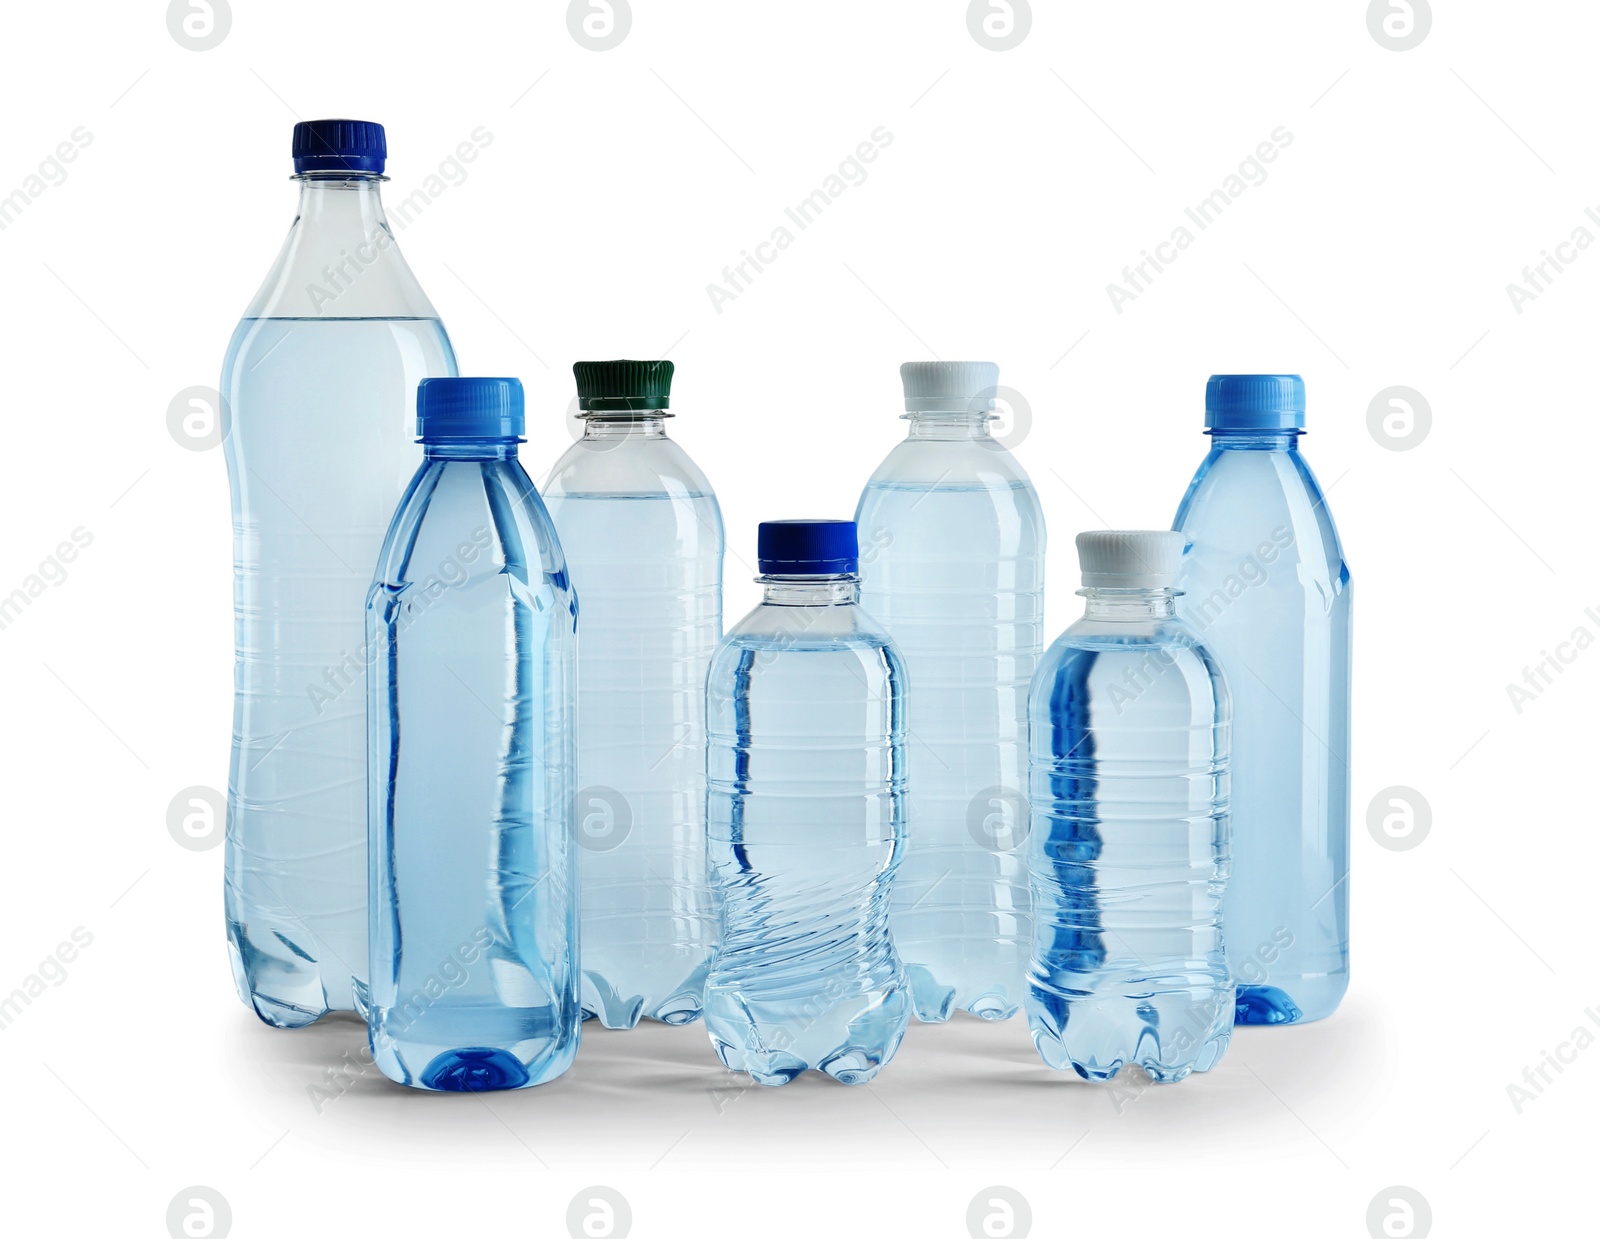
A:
[244,170,435,320]
[905,409,993,441]
[581,413,668,441]
[1207,427,1301,451]
[1080,587,1178,620]
[293,173,391,237]
[422,440,519,462]
[760,575,860,606]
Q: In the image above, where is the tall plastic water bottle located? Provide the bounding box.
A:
[1027,532,1233,1082]
[855,361,1045,1022]
[366,378,579,1091]
[542,360,722,1028]
[704,520,910,1085]
[1173,374,1351,1025]
[222,119,457,1027]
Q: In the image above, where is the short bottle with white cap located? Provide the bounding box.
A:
[1026,531,1233,1083]
[855,361,1045,1023]
[1173,374,1351,1026]
[703,520,910,1085]
[366,377,579,1091]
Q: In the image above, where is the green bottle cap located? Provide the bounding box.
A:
[572,359,674,412]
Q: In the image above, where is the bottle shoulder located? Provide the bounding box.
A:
[375,459,569,587]
[863,436,1036,490]
[543,433,720,506]
[1174,446,1349,580]
[717,600,898,654]
[1036,618,1230,713]
[242,213,440,321]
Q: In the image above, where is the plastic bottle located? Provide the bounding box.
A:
[1027,531,1233,1082]
[704,520,910,1085]
[222,119,457,1027]
[366,377,579,1091]
[855,361,1045,1023]
[1173,374,1351,1025]
[542,360,722,1028]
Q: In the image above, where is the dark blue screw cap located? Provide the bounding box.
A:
[1205,374,1305,431]
[292,119,387,174]
[417,378,525,442]
[758,520,859,576]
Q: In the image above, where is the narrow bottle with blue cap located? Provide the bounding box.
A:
[222,120,457,1026]
[703,520,911,1085]
[366,377,579,1091]
[1173,374,1352,1025]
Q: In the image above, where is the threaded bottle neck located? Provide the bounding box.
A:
[905,409,992,440]
[1207,428,1300,450]
[581,414,667,441]
[1080,587,1178,620]
[759,575,860,606]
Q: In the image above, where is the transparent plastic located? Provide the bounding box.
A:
[1027,587,1233,1082]
[222,172,457,1027]
[855,409,1045,1022]
[703,574,910,1085]
[1173,428,1352,1025]
[542,415,723,1028]
[366,437,579,1091]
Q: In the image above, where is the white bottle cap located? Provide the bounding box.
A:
[1076,530,1187,589]
[900,361,1001,412]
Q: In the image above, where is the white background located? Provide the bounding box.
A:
[0,1,1590,1235]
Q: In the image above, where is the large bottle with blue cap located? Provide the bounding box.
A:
[703,520,910,1085]
[541,360,723,1029]
[222,120,458,1026]
[366,377,578,1091]
[1173,374,1352,1025]
[855,361,1045,1023]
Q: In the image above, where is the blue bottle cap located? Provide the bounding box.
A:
[1205,374,1305,431]
[757,520,859,575]
[417,378,525,442]
[292,119,387,174]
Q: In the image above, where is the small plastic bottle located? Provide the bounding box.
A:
[1027,531,1233,1083]
[366,377,579,1091]
[703,520,910,1086]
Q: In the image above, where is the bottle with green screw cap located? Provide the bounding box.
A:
[542,360,724,1028]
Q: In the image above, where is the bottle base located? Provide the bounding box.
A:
[703,986,910,1086]
[580,967,708,1030]
[905,964,1023,1024]
[1235,974,1347,1026]
[369,1006,579,1092]
[228,937,354,1029]
[1027,981,1234,1082]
